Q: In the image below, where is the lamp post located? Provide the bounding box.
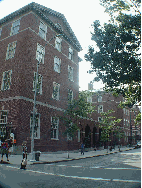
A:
[31,60,40,161]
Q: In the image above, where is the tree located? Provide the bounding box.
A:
[85,0,141,111]
[61,90,95,139]
[98,110,122,150]
[60,91,95,158]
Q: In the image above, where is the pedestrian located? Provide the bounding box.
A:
[22,142,27,160]
[21,142,27,169]
[81,143,85,155]
[8,137,13,156]
[1,140,9,162]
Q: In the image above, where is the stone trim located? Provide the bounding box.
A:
[0,96,65,112]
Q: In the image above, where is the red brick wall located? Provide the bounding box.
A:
[0,11,81,152]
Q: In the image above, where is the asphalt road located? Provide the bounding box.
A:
[0,148,141,188]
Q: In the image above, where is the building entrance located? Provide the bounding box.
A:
[84,125,91,148]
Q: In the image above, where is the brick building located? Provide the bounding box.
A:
[0,2,87,152]
[88,90,141,147]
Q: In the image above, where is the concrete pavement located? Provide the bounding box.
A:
[0,146,135,166]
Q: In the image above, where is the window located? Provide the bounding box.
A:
[98,117,103,122]
[39,21,47,40]
[98,96,102,102]
[69,46,73,60]
[30,113,40,139]
[6,41,17,60]
[54,56,61,73]
[0,28,2,37]
[67,122,73,141]
[68,66,73,81]
[55,37,62,52]
[67,133,73,141]
[87,96,92,103]
[126,119,128,126]
[33,72,42,94]
[126,109,128,115]
[51,117,59,139]
[98,105,103,113]
[10,19,20,35]
[68,89,73,103]
[123,108,125,114]
[0,111,8,138]
[52,82,60,100]
[1,70,12,91]
[36,43,45,64]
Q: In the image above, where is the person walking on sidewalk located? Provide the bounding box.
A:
[22,142,27,160]
[81,143,85,155]
[1,140,9,162]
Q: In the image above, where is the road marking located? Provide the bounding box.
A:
[5,165,141,183]
[57,165,67,167]
[45,164,140,170]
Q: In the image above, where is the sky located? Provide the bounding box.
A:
[0,0,110,91]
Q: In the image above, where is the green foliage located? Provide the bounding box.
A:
[98,110,122,142]
[135,112,141,125]
[60,91,95,139]
[85,0,141,110]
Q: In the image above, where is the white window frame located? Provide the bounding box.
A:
[39,21,47,40]
[10,19,20,36]
[87,96,92,103]
[33,72,42,95]
[68,89,73,103]
[54,56,61,73]
[6,41,17,60]
[98,105,103,113]
[36,43,45,64]
[0,111,8,137]
[68,65,73,81]
[51,116,59,140]
[52,82,60,100]
[30,113,40,139]
[98,95,102,102]
[55,37,62,52]
[1,70,12,91]
[69,46,73,60]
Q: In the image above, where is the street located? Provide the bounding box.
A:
[0,148,141,188]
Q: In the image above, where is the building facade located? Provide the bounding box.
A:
[89,90,141,147]
[0,2,85,152]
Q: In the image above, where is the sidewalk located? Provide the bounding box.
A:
[0,146,134,165]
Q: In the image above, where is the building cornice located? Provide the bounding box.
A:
[0,2,82,52]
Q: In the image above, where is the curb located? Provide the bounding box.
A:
[31,148,134,165]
